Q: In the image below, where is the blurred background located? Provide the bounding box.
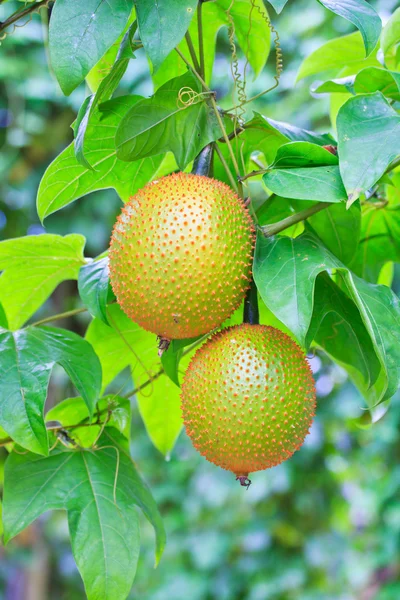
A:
[0,0,399,598]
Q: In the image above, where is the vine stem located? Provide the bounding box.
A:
[214,143,238,192]
[198,1,205,80]
[0,417,107,448]
[30,307,88,327]
[0,0,51,34]
[261,202,331,237]
[185,31,201,73]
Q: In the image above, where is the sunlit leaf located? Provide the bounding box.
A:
[0,234,85,330]
[3,428,166,599]
[49,0,134,95]
[0,326,101,455]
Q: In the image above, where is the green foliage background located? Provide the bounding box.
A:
[0,0,399,598]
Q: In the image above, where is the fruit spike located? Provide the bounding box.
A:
[181,324,316,484]
[109,173,254,340]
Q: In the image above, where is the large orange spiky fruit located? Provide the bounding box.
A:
[181,324,316,486]
[109,173,254,340]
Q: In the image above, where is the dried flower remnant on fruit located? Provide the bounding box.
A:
[181,324,316,484]
[109,173,254,340]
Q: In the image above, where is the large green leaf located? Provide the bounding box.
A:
[115,71,220,170]
[0,326,101,455]
[85,11,137,92]
[306,272,381,397]
[305,200,361,265]
[253,231,400,405]
[86,305,185,456]
[153,0,270,88]
[349,198,400,282]
[381,7,400,70]
[78,257,111,325]
[3,428,165,600]
[0,302,7,329]
[263,166,346,202]
[49,0,134,95]
[313,67,400,101]
[37,97,163,221]
[0,234,85,330]
[136,0,198,71]
[266,0,289,12]
[210,0,271,79]
[337,92,400,205]
[242,113,334,167]
[297,32,379,80]
[75,25,137,168]
[318,0,381,56]
[271,141,338,168]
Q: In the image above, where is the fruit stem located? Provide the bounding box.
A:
[192,143,214,177]
[261,202,332,237]
[243,279,259,325]
[214,143,239,192]
[236,475,252,489]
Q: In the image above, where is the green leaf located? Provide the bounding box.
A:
[318,0,381,56]
[115,71,220,170]
[0,234,85,330]
[37,97,163,221]
[305,200,361,265]
[86,12,137,92]
[297,31,379,81]
[349,198,400,282]
[86,305,185,456]
[3,428,166,600]
[265,0,289,12]
[153,0,270,88]
[75,25,137,168]
[307,272,381,398]
[78,257,111,325]
[0,302,8,329]
[211,0,271,79]
[312,75,356,94]
[0,326,101,455]
[263,166,346,202]
[161,345,183,388]
[381,7,400,70]
[136,0,197,71]
[49,0,134,95]
[46,395,131,445]
[337,92,400,205]
[313,67,400,101]
[253,231,400,405]
[242,113,335,167]
[354,67,400,100]
[272,141,338,168]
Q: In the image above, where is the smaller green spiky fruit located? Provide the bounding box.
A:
[181,324,316,481]
[109,173,254,340]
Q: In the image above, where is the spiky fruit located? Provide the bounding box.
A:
[181,324,316,483]
[109,173,254,340]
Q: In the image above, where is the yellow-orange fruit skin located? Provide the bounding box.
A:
[181,324,316,477]
[109,173,254,339]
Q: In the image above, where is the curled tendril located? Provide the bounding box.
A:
[226,0,247,125]
[0,0,52,43]
[177,86,213,109]
[225,0,284,114]
[249,0,283,98]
